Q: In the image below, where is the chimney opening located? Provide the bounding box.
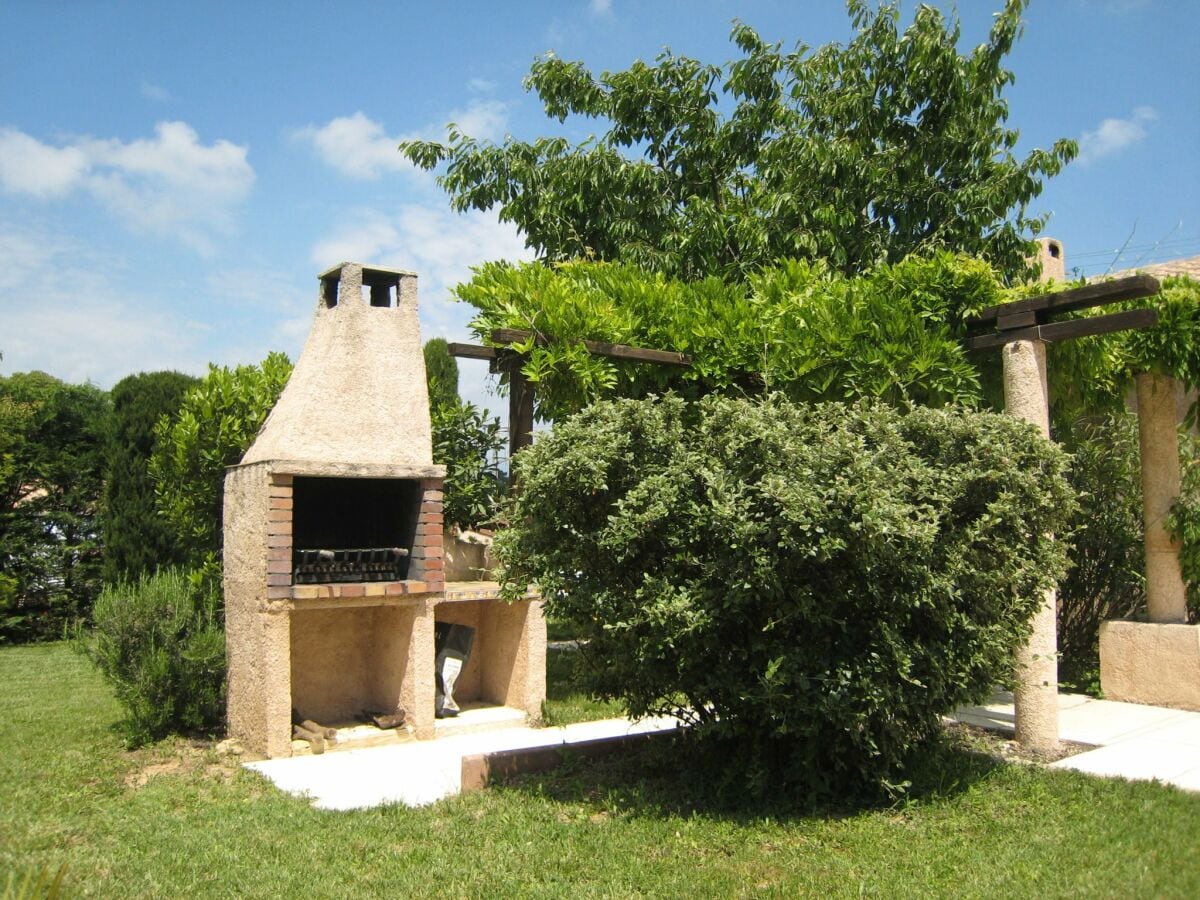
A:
[363,269,400,308]
[1048,242,1061,259]
[369,283,395,307]
[321,275,339,308]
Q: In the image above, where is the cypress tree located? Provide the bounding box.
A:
[423,338,459,410]
[102,371,197,583]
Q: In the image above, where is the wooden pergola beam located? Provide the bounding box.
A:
[448,330,693,464]
[968,273,1159,329]
[966,307,1159,351]
[488,328,692,366]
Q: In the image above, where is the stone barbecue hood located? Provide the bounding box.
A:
[241,262,441,477]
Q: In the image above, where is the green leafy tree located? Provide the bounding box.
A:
[423,338,460,410]
[0,372,110,642]
[149,353,292,563]
[102,371,199,583]
[497,394,1074,799]
[402,0,1074,284]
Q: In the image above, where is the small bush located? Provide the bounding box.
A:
[497,395,1075,800]
[79,568,225,745]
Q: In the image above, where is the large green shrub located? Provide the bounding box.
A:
[80,567,224,745]
[149,353,292,562]
[497,395,1074,799]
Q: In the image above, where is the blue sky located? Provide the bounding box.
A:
[1,0,1196,419]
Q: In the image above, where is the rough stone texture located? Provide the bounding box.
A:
[242,262,433,470]
[1002,338,1060,753]
[1136,372,1188,623]
[443,532,496,582]
[1100,621,1200,711]
[224,463,276,757]
[1035,237,1066,283]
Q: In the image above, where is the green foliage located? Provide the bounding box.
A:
[0,372,109,643]
[431,398,506,530]
[1121,276,1200,387]
[497,394,1075,799]
[79,567,225,745]
[1047,275,1200,428]
[1169,434,1200,620]
[402,0,1074,284]
[423,337,460,410]
[149,353,292,562]
[1056,414,1146,690]
[102,371,199,583]
[456,253,1000,421]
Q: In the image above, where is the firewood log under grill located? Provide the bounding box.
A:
[293,547,411,583]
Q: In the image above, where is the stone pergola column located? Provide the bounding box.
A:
[1136,371,1188,623]
[1003,339,1059,753]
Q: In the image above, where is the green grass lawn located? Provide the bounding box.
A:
[3,641,1200,898]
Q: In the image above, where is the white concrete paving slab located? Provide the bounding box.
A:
[246,715,679,811]
[954,691,1200,794]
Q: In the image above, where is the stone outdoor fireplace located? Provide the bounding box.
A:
[224,262,544,759]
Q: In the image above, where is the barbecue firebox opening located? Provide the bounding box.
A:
[291,476,421,583]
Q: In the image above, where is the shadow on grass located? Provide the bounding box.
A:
[502,725,1008,825]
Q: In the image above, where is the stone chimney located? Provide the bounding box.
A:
[241,262,433,472]
[1035,237,1066,283]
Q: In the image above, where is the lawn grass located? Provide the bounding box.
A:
[542,645,625,725]
[3,641,1200,897]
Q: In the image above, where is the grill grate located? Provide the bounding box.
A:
[293,547,411,584]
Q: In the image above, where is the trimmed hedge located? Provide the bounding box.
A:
[497,395,1075,799]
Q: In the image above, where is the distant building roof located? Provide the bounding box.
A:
[1092,254,1200,283]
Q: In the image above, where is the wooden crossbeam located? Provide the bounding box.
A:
[490,328,693,366]
[966,307,1159,351]
[447,342,498,361]
[968,274,1160,329]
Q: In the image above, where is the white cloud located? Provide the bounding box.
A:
[0,128,90,198]
[1077,106,1158,165]
[590,0,614,15]
[294,100,509,180]
[447,100,507,143]
[291,111,410,180]
[141,81,171,102]
[309,205,534,419]
[0,122,253,253]
[468,78,496,93]
[0,226,212,386]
